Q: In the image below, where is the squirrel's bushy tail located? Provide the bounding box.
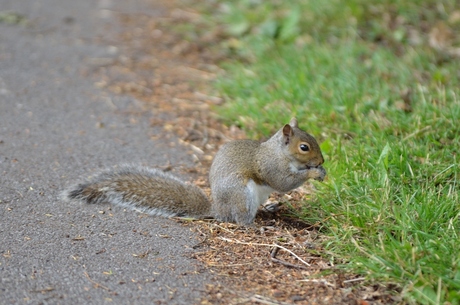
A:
[62,165,212,219]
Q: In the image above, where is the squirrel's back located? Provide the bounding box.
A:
[62,165,211,218]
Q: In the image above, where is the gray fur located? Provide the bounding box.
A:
[209,123,326,225]
[62,165,211,218]
[62,119,326,225]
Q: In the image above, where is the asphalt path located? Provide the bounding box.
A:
[0,0,216,304]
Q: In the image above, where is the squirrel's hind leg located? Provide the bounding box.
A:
[211,178,273,225]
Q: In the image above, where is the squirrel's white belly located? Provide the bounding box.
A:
[246,179,274,210]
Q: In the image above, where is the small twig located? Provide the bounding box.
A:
[208,262,254,268]
[250,294,293,305]
[192,226,210,246]
[30,287,55,293]
[298,278,336,288]
[83,271,112,292]
[218,237,311,267]
[270,247,308,270]
[342,277,366,284]
[209,223,239,234]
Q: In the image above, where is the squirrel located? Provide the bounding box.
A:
[62,118,326,225]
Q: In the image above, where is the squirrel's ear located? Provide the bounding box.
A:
[282,124,293,145]
[289,118,298,128]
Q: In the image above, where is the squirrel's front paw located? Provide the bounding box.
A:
[308,165,327,181]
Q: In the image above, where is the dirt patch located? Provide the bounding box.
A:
[186,198,399,305]
[91,1,399,304]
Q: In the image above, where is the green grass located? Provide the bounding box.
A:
[188,0,460,303]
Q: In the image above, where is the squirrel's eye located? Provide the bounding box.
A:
[299,144,310,152]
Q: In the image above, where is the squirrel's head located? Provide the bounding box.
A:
[282,118,324,168]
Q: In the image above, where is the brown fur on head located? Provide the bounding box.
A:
[282,118,324,168]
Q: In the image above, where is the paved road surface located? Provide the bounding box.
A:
[0,0,215,304]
